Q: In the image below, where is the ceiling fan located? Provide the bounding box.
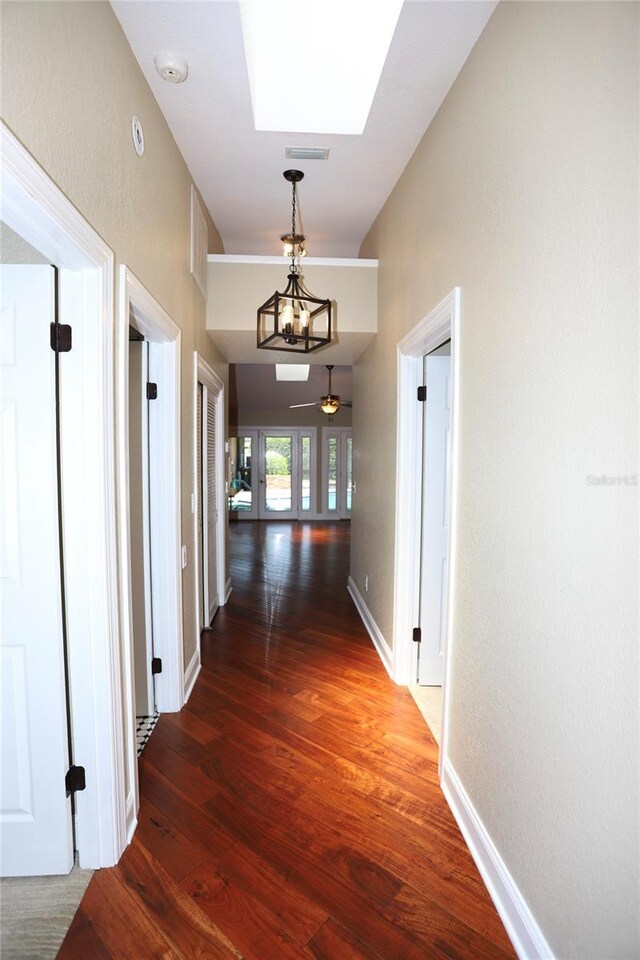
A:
[289,365,352,416]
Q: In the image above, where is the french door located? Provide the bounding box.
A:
[322,427,353,519]
[259,431,299,519]
[229,429,315,520]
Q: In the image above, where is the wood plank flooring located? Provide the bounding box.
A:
[58,521,515,960]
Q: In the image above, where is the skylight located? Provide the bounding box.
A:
[239,0,404,136]
[275,364,310,381]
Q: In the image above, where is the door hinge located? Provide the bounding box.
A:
[65,765,86,797]
[412,626,422,643]
[151,657,162,675]
[146,382,158,400]
[50,323,72,353]
[417,385,427,402]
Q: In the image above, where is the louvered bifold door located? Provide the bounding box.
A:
[206,389,219,624]
[196,383,205,627]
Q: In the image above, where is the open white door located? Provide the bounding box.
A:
[0,264,74,875]
[418,353,451,686]
[128,338,155,716]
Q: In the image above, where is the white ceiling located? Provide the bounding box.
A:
[112,1,495,258]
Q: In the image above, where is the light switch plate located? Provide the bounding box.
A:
[181,545,188,569]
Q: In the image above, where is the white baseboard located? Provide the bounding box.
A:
[183,647,201,703]
[347,577,394,680]
[125,789,137,844]
[224,578,233,603]
[441,759,555,960]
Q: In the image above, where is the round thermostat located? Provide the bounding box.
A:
[131,116,145,157]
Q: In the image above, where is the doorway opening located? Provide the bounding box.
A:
[394,288,460,775]
[193,353,227,652]
[411,339,451,745]
[117,266,184,841]
[127,328,158,757]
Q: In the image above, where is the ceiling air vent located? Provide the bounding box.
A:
[285,146,330,161]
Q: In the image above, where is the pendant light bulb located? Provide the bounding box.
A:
[280,303,294,327]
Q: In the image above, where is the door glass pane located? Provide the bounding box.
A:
[265,436,292,512]
[346,437,353,512]
[327,436,338,511]
[301,436,311,511]
[229,436,253,511]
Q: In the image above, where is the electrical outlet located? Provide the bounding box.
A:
[364,575,369,592]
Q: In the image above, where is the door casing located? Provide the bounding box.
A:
[1,122,123,868]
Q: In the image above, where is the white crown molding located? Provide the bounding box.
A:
[207,254,378,268]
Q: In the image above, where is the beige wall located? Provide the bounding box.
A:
[0,1,227,675]
[356,3,639,957]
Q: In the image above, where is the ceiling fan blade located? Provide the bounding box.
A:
[340,401,353,407]
[289,402,320,408]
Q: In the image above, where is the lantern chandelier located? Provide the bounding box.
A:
[257,170,332,354]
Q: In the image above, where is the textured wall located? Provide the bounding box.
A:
[356,2,639,957]
[0,1,227,675]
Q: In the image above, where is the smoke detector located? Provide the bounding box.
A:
[154,53,188,84]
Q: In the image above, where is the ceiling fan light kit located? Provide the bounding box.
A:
[289,365,352,417]
[257,170,332,354]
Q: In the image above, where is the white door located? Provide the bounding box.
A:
[203,388,220,624]
[259,431,299,520]
[0,265,74,875]
[128,339,155,716]
[418,354,451,686]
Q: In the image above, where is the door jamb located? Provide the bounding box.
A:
[1,122,123,867]
[393,288,460,777]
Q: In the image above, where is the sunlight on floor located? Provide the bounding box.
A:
[409,684,442,746]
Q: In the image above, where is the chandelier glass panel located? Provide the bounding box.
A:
[257,170,332,354]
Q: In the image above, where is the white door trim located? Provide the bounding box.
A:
[116,266,184,839]
[393,287,461,778]
[1,122,124,868]
[194,353,226,641]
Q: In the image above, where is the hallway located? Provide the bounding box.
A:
[59,522,514,959]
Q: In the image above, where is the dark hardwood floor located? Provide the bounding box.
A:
[59,521,515,959]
